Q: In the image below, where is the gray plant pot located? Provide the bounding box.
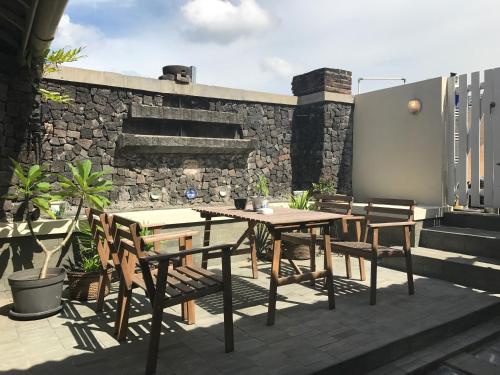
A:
[8,268,66,320]
[251,196,269,211]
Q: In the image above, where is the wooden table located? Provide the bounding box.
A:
[194,206,346,325]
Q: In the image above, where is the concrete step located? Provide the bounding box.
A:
[444,211,500,231]
[315,301,500,375]
[445,352,499,375]
[381,247,500,293]
[365,317,500,374]
[419,226,500,259]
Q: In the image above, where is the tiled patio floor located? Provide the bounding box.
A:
[0,256,499,375]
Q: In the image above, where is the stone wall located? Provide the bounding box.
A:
[0,54,39,221]
[0,67,354,219]
[292,101,353,193]
[31,80,295,213]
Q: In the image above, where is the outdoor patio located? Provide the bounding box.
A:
[1,256,499,374]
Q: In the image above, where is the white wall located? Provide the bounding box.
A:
[353,77,447,207]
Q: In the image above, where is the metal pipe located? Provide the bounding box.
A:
[21,0,39,58]
[357,77,407,94]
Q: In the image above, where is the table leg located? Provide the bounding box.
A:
[180,236,196,324]
[248,223,259,279]
[201,215,212,269]
[267,229,281,326]
[324,222,335,310]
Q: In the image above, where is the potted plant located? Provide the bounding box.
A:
[65,222,112,301]
[284,190,312,260]
[255,223,272,261]
[6,159,112,319]
[252,175,270,211]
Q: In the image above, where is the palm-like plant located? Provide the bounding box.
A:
[289,190,311,210]
[7,159,112,279]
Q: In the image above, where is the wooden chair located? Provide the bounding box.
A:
[85,208,118,312]
[282,194,366,281]
[332,198,416,305]
[115,219,235,375]
[106,213,199,340]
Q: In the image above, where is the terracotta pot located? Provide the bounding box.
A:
[67,268,112,301]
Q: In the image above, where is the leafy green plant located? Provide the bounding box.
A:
[6,159,112,279]
[37,47,84,103]
[254,223,272,260]
[140,225,155,252]
[65,222,101,273]
[310,179,335,196]
[255,175,269,197]
[289,191,311,210]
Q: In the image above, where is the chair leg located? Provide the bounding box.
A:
[345,254,352,279]
[145,299,165,375]
[116,286,132,341]
[95,268,109,313]
[370,257,377,305]
[405,250,415,295]
[114,276,125,336]
[358,257,366,281]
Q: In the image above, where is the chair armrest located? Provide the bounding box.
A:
[368,221,416,229]
[142,243,234,263]
[141,230,198,244]
[343,215,365,222]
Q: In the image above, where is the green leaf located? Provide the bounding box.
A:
[28,165,41,181]
[79,160,92,180]
[11,160,28,187]
[35,182,51,192]
[67,163,84,188]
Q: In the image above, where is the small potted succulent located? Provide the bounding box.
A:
[65,222,112,301]
[252,175,270,211]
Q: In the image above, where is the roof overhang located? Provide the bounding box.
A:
[0,0,68,64]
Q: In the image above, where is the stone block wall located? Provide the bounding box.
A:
[0,66,354,219]
[0,56,39,221]
[29,80,295,213]
[292,68,352,96]
[292,101,353,193]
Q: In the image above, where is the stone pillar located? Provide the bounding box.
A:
[291,68,354,194]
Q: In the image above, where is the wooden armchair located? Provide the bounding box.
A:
[332,198,416,305]
[282,194,366,281]
[116,219,235,375]
[108,214,198,340]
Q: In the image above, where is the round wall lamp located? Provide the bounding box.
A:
[408,99,422,114]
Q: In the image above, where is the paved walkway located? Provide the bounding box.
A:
[1,256,499,375]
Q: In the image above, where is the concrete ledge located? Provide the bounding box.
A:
[117,134,255,154]
[0,202,290,239]
[352,203,446,221]
[297,91,354,105]
[44,66,355,106]
[44,66,298,105]
[130,103,244,124]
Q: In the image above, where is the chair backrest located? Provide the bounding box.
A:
[85,207,116,270]
[363,198,416,241]
[108,214,157,298]
[314,194,353,215]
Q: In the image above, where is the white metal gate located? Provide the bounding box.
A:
[447,67,500,208]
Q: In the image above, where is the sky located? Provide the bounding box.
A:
[52,0,500,95]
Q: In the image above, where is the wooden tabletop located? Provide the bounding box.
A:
[194,206,345,226]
